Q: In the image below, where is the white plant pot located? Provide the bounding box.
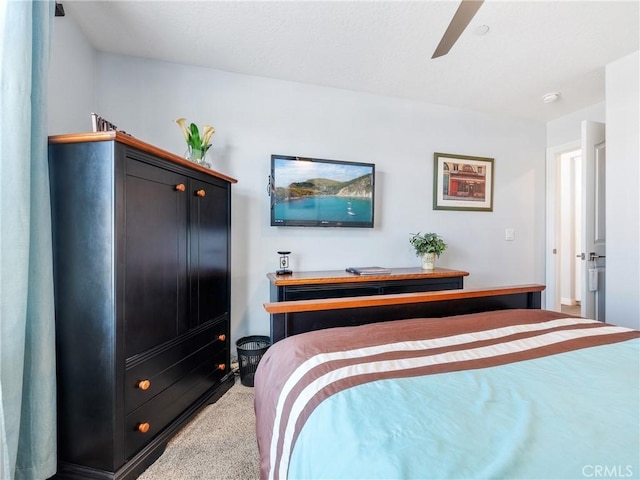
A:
[421,252,436,270]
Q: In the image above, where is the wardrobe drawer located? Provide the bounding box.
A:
[125,322,228,413]
[124,348,228,459]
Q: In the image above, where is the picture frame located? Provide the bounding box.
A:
[433,152,494,212]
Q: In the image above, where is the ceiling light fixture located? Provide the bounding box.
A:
[542,92,561,104]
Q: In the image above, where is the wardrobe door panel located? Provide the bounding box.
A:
[124,159,188,358]
[189,178,230,327]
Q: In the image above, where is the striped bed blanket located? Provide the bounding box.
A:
[254,309,639,480]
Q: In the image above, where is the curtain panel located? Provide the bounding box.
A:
[0,1,57,479]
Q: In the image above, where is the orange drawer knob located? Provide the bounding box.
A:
[196,189,206,197]
[217,334,226,342]
[217,363,226,371]
[175,183,186,192]
[137,422,150,434]
[137,379,151,391]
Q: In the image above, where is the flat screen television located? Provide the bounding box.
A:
[270,155,375,228]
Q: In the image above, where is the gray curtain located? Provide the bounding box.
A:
[0,1,57,479]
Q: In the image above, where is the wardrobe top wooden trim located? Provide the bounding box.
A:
[48,131,238,184]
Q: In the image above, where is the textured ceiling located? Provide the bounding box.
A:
[62,0,640,122]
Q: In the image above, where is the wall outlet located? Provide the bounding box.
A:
[505,228,515,241]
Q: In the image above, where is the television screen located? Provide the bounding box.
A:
[270,155,375,227]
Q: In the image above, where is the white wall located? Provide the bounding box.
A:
[546,103,605,148]
[48,16,547,345]
[605,51,640,330]
[547,102,605,148]
[48,15,96,134]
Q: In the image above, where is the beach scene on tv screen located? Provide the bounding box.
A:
[272,159,373,223]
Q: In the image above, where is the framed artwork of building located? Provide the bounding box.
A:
[433,152,494,212]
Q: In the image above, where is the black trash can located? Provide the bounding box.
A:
[236,335,271,387]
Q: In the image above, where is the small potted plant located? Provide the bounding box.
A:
[409,232,447,270]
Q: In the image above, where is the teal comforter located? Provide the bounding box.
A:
[255,310,640,480]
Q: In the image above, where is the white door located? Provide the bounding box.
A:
[580,120,606,320]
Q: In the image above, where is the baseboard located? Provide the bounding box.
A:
[560,298,579,306]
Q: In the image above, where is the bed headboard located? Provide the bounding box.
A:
[263,284,545,343]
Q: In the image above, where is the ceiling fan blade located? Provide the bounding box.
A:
[432,0,484,59]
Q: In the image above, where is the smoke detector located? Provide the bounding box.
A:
[542,92,561,104]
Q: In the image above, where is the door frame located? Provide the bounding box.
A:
[545,140,581,312]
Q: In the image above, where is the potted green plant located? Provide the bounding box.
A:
[409,232,447,270]
[175,117,215,168]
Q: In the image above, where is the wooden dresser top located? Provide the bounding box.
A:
[267,267,469,286]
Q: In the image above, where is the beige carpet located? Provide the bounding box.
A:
[138,375,259,480]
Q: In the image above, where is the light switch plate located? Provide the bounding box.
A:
[505,228,515,241]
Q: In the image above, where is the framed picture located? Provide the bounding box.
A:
[433,152,494,212]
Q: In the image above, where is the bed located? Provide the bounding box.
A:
[255,288,640,480]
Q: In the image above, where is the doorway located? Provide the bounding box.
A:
[546,142,582,314]
[546,120,606,320]
[558,148,582,314]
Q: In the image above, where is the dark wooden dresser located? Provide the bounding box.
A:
[267,267,469,342]
[48,132,236,480]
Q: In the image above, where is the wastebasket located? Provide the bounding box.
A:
[236,335,271,387]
